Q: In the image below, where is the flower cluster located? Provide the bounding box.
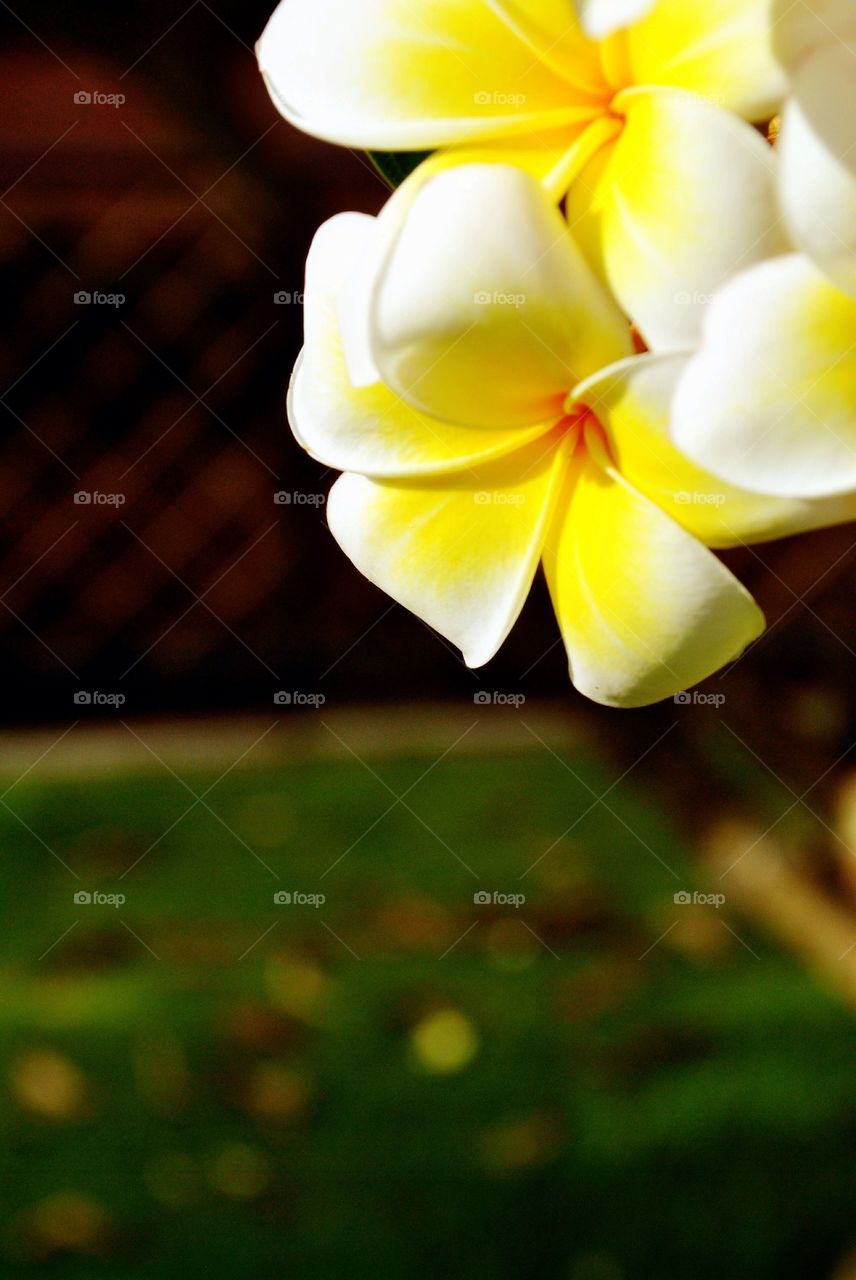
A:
[258,0,856,707]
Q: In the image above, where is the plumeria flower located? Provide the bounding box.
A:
[669,4,856,502]
[773,0,856,299]
[290,167,851,706]
[258,0,786,348]
[672,252,856,500]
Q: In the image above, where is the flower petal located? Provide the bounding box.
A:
[628,0,786,120]
[340,124,622,371]
[574,353,856,547]
[576,0,656,38]
[371,164,632,430]
[483,0,607,90]
[327,430,571,667]
[672,254,856,499]
[780,38,856,299]
[543,433,765,707]
[290,213,554,477]
[257,0,589,150]
[412,122,615,201]
[567,88,786,349]
[772,0,856,69]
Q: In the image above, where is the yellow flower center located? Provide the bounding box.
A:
[560,404,615,469]
[597,32,633,98]
[541,31,633,199]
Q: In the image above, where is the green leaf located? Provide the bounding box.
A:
[368,150,432,189]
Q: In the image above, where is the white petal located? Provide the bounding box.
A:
[371,164,632,429]
[257,0,587,149]
[567,88,786,349]
[327,430,571,667]
[672,255,856,499]
[780,38,856,299]
[290,213,554,477]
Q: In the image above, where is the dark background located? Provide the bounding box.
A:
[0,0,854,762]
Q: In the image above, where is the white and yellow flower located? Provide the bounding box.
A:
[259,0,786,348]
[773,0,856,299]
[290,167,854,706]
[672,252,856,500]
[667,4,856,504]
[670,2,856,504]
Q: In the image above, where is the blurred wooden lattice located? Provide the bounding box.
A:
[0,50,314,715]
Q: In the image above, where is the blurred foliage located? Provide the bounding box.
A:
[369,151,432,189]
[0,741,854,1278]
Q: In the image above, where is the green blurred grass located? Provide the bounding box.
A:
[0,741,854,1279]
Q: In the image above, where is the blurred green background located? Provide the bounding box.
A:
[3,711,856,1279]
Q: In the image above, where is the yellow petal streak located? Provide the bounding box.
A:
[544,419,764,707]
